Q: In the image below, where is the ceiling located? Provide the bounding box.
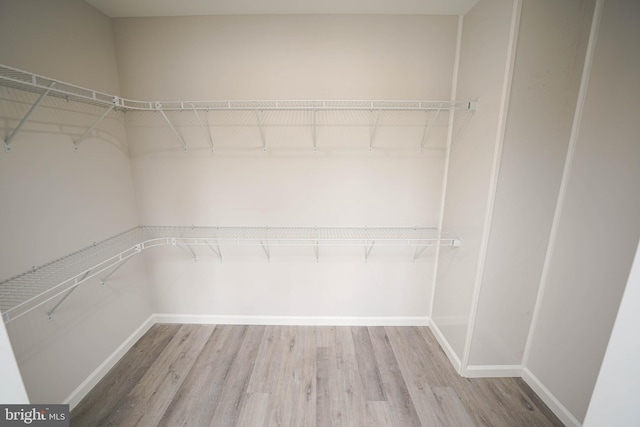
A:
[85,0,480,18]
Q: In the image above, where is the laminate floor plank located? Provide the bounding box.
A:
[364,401,394,426]
[316,346,342,427]
[207,325,266,427]
[314,326,336,348]
[267,326,316,426]
[71,325,564,427]
[351,326,386,402]
[415,326,465,387]
[70,324,180,427]
[385,326,449,426]
[515,378,565,427]
[235,392,270,427]
[432,387,475,427]
[368,326,421,427]
[491,378,562,427]
[334,326,367,427]
[157,325,248,427]
[247,325,297,394]
[100,324,215,427]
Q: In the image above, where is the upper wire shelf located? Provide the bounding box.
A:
[0,63,475,152]
[0,225,460,324]
[0,64,474,112]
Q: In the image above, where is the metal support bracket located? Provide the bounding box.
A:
[369,109,382,152]
[158,104,187,152]
[206,240,223,262]
[100,248,138,284]
[176,243,197,262]
[420,102,444,152]
[46,269,89,320]
[312,110,317,152]
[170,238,196,260]
[3,82,55,152]
[192,103,213,152]
[260,240,270,262]
[364,241,375,263]
[413,245,429,262]
[314,242,319,263]
[256,110,267,152]
[73,105,114,150]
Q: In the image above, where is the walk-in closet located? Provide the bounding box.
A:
[1,0,638,425]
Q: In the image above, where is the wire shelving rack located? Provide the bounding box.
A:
[0,226,460,324]
[0,63,475,152]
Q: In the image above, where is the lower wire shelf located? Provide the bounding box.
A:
[0,225,460,323]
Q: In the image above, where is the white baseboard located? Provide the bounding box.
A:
[428,318,462,373]
[63,314,155,410]
[153,313,430,326]
[464,364,523,378]
[522,368,582,427]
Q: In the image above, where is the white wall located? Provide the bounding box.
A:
[468,0,594,367]
[114,15,458,319]
[0,0,120,94]
[113,15,457,101]
[0,0,152,404]
[525,0,640,422]
[431,0,519,365]
[0,319,28,403]
[583,239,640,426]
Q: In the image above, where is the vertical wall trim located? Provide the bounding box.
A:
[429,14,464,319]
[522,0,604,369]
[461,0,522,373]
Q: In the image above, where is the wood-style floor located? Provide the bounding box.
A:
[71,324,563,426]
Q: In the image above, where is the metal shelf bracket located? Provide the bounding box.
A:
[100,245,139,284]
[312,110,317,152]
[46,270,89,320]
[207,241,223,262]
[314,242,319,263]
[420,102,444,152]
[192,103,214,152]
[413,245,429,262]
[3,82,55,152]
[73,104,114,151]
[261,240,270,262]
[256,110,267,152]
[174,242,197,262]
[364,241,375,263]
[158,104,188,152]
[369,109,382,152]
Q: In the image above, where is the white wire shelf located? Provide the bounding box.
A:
[0,225,460,323]
[0,64,474,112]
[0,63,475,152]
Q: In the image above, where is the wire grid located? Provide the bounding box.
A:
[1,64,473,114]
[0,227,147,322]
[144,226,455,246]
[0,64,116,108]
[0,225,459,322]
